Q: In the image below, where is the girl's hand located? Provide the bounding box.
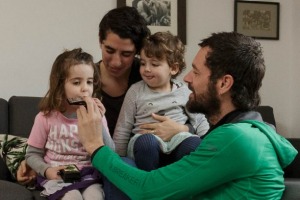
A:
[93,98,106,116]
[16,160,37,185]
[45,166,65,180]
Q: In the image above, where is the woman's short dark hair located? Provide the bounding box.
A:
[99,6,150,54]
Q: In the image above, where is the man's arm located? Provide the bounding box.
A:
[77,98,258,199]
[91,129,258,199]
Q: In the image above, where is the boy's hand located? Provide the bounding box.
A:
[93,98,106,116]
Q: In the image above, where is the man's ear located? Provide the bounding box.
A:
[217,74,234,94]
[170,63,180,76]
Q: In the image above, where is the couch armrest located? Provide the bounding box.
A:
[284,138,300,178]
[282,178,300,200]
[0,98,8,133]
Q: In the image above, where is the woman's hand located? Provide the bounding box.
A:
[45,166,65,180]
[16,160,37,185]
[139,113,188,141]
[77,97,104,155]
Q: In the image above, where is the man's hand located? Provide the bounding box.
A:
[139,113,188,141]
[77,97,104,155]
[16,160,37,185]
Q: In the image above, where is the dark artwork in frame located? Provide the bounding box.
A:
[117,0,186,44]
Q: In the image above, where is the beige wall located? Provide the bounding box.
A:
[0,0,299,137]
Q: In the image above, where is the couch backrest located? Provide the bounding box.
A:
[255,105,276,127]
[0,98,8,133]
[8,96,42,138]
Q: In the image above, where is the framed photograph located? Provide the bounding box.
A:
[234,1,280,40]
[117,0,186,44]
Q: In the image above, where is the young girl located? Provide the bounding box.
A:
[25,48,114,200]
[113,32,209,171]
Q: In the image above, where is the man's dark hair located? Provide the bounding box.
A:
[200,32,265,111]
[99,6,150,54]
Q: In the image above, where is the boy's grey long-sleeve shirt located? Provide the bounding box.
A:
[113,79,209,157]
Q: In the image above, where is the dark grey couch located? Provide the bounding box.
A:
[0,96,299,199]
[0,96,44,200]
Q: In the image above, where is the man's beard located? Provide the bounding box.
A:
[186,82,221,119]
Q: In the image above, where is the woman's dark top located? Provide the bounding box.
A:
[97,58,142,136]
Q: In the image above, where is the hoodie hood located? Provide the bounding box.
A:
[231,111,297,168]
[204,110,297,168]
[240,119,297,169]
[231,110,276,130]
[204,110,274,138]
[217,110,297,169]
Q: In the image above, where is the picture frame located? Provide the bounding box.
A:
[117,0,186,44]
[234,1,280,40]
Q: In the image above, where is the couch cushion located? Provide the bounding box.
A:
[8,96,42,138]
[0,134,27,179]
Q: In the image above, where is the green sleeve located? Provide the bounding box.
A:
[92,123,261,199]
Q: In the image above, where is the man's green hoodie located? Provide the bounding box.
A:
[92,110,297,199]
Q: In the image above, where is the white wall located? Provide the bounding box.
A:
[184,0,299,138]
[291,0,300,138]
[0,0,299,137]
[0,0,113,99]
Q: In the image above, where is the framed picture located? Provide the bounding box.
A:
[117,0,186,44]
[234,1,280,40]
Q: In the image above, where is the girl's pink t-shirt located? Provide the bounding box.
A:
[27,111,109,169]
